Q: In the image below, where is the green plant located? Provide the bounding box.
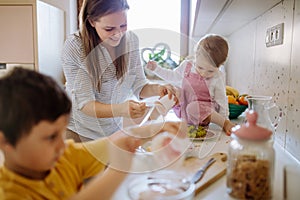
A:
[148,48,166,65]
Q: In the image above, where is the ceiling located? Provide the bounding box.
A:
[192,0,283,37]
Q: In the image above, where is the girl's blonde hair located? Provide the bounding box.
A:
[196,34,229,68]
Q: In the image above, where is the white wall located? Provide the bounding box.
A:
[40,0,77,36]
[226,0,300,161]
[37,0,77,84]
[37,1,65,84]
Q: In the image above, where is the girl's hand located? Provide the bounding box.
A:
[146,61,158,71]
[121,100,147,119]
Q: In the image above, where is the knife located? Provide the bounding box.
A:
[190,157,216,184]
[138,106,155,127]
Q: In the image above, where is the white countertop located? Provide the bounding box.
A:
[112,113,300,200]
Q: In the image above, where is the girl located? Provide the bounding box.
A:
[147,34,234,135]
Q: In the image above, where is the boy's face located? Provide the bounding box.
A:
[3,115,69,178]
[195,53,219,78]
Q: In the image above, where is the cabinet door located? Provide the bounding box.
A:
[0,5,34,64]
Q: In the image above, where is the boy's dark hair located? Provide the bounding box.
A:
[0,67,71,146]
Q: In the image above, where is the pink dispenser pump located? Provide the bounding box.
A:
[232,110,272,140]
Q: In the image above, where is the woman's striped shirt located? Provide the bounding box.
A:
[61,31,148,139]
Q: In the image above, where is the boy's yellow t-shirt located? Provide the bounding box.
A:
[0,139,108,200]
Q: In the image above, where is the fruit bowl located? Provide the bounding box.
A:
[228,104,247,119]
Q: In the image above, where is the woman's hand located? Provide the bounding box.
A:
[158,84,180,105]
[140,83,179,105]
[119,100,147,119]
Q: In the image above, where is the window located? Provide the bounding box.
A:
[77,0,185,63]
[127,0,180,33]
[127,0,181,63]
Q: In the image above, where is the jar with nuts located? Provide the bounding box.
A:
[226,110,274,200]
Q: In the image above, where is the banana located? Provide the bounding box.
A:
[239,93,248,97]
[226,86,239,99]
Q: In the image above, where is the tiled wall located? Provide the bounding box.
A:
[226,0,300,161]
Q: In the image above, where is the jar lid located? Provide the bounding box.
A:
[231,110,272,140]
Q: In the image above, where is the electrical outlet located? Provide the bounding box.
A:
[0,63,7,70]
[266,23,284,47]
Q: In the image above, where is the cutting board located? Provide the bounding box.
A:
[182,152,227,195]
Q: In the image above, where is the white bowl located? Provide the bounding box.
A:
[128,171,195,200]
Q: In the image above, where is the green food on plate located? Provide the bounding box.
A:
[188,125,207,138]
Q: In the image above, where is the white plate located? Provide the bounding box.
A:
[189,130,218,141]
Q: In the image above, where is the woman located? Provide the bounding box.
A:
[62,0,175,141]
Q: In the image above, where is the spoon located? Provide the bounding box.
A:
[190,157,216,184]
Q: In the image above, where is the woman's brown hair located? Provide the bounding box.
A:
[79,0,130,90]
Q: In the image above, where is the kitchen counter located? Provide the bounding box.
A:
[0,111,298,199]
[112,113,300,200]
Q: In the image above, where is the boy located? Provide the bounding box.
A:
[0,67,185,199]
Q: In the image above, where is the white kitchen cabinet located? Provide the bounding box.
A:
[0,4,34,64]
[192,0,282,39]
[0,0,65,84]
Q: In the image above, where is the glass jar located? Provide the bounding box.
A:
[227,110,275,200]
[246,95,282,134]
